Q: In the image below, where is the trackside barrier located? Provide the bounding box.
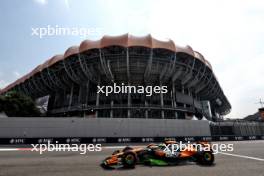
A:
[0,135,264,145]
[210,121,264,136]
[0,118,263,145]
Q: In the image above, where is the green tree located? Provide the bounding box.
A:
[0,91,40,117]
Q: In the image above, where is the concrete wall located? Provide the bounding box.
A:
[0,118,210,138]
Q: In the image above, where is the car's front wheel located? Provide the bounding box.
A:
[122,152,137,168]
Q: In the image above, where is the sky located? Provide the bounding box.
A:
[0,0,263,119]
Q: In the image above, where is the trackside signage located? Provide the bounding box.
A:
[1,136,264,145]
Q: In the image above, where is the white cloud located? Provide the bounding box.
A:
[13,71,21,79]
[34,0,47,5]
[64,0,70,9]
[34,0,71,9]
[142,0,264,118]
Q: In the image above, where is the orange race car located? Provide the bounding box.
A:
[101,140,214,169]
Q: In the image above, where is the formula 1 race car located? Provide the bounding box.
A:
[100,140,214,169]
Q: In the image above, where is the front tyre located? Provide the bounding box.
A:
[122,152,137,168]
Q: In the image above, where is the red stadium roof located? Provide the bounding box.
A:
[0,34,213,94]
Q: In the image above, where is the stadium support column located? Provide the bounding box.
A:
[68,84,74,111]
[145,100,148,118]
[78,85,83,104]
[78,83,88,117]
[172,82,178,119]
[126,48,131,118]
[47,93,55,115]
[182,85,186,119]
[110,100,113,118]
[96,78,100,118]
[182,85,186,108]
[160,81,165,119]
[127,82,131,118]
[85,81,90,107]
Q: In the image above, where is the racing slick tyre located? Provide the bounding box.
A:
[197,151,214,165]
[122,152,137,168]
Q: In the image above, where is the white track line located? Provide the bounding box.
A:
[0,149,19,151]
[1,146,264,163]
[103,146,144,149]
[0,146,134,152]
[218,152,264,162]
[0,148,32,151]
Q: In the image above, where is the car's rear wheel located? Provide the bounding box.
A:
[197,151,214,165]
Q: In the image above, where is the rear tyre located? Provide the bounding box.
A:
[197,151,214,165]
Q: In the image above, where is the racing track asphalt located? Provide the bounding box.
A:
[0,141,263,176]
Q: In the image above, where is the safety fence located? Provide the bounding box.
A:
[210,121,264,136]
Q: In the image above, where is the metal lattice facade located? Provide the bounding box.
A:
[0,34,231,120]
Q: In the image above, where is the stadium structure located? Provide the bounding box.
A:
[0,34,231,121]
